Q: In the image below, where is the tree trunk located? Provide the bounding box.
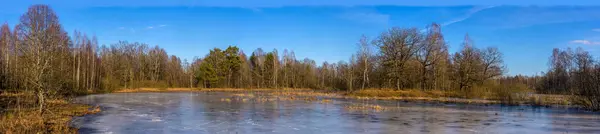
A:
[37,89,45,114]
[361,58,368,90]
[396,78,400,90]
[421,66,427,90]
[76,52,81,90]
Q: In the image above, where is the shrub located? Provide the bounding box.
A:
[572,96,600,111]
[100,78,120,93]
[131,80,168,89]
[347,88,460,98]
[491,83,532,104]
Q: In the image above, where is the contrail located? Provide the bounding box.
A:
[420,5,497,33]
[442,5,497,27]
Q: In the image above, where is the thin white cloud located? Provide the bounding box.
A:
[146,24,168,29]
[441,5,497,27]
[593,29,600,32]
[570,40,600,45]
[117,27,136,33]
[340,11,390,25]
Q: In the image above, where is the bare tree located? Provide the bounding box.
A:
[480,47,505,80]
[0,24,12,90]
[451,34,482,96]
[356,35,373,90]
[15,5,70,113]
[417,23,448,90]
[377,27,424,90]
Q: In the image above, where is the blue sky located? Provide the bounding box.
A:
[1,1,600,76]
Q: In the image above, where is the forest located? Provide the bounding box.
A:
[1,4,600,113]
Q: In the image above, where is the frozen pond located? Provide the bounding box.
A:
[72,92,600,134]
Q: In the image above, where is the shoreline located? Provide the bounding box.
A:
[0,92,101,133]
[111,88,576,108]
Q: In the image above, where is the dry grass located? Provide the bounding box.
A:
[267,91,340,98]
[115,87,572,106]
[220,98,232,102]
[347,88,461,98]
[115,88,499,104]
[0,93,101,134]
[213,90,340,104]
[530,94,572,106]
[201,88,313,92]
[345,104,387,112]
[115,88,201,93]
[346,89,500,104]
[320,99,333,104]
[345,89,573,106]
[231,93,255,97]
[116,88,315,93]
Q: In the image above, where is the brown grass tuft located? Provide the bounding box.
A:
[345,104,387,112]
[0,93,100,134]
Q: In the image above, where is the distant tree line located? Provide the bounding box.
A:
[491,48,600,109]
[0,5,509,104]
[2,5,600,111]
[535,48,600,109]
[191,24,507,96]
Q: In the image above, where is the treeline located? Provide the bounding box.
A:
[98,41,190,90]
[491,48,600,109]
[192,25,507,98]
[2,5,600,111]
[536,48,600,109]
[0,5,195,113]
[0,5,508,100]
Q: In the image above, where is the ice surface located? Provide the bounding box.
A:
[72,92,600,134]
